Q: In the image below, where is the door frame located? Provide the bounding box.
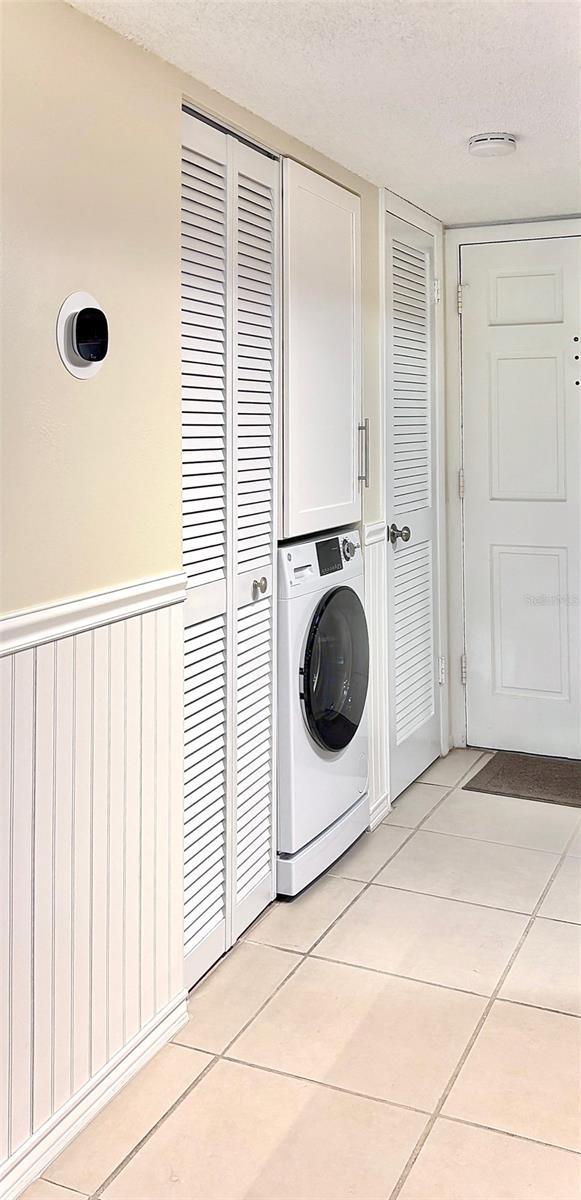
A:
[375,190,449,812]
[444,217,581,750]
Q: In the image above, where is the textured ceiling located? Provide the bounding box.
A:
[71,0,580,224]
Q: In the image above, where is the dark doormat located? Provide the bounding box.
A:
[464,751,581,807]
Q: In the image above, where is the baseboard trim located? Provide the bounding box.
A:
[370,791,391,829]
[0,991,188,1200]
[1,571,187,656]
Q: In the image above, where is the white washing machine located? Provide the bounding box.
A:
[277,528,370,895]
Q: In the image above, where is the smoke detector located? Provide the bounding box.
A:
[468,132,517,157]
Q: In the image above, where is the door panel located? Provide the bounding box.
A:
[283,160,361,537]
[462,236,580,756]
[181,111,278,989]
[232,143,277,939]
[386,215,441,800]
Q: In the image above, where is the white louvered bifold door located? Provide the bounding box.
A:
[232,143,278,939]
[182,114,229,987]
[385,213,440,801]
[181,112,278,988]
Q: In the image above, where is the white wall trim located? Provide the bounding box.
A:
[363,520,387,546]
[444,216,581,748]
[363,520,391,825]
[383,189,443,237]
[369,789,390,830]
[0,992,187,1200]
[0,571,187,656]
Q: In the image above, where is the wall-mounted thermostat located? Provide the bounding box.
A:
[57,292,108,378]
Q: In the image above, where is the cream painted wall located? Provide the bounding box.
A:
[0,0,381,617]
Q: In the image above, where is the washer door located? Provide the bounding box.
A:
[302,586,369,752]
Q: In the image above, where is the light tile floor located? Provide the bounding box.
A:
[24,748,581,1200]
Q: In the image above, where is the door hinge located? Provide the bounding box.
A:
[460,653,467,687]
[458,467,465,498]
[457,283,463,315]
[438,656,446,686]
[433,278,442,304]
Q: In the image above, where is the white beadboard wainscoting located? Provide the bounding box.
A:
[363,522,390,826]
[0,574,188,1200]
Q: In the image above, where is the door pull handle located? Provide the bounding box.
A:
[358,418,370,488]
[390,524,411,545]
[252,576,268,600]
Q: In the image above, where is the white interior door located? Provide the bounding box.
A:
[462,235,580,757]
[283,160,361,538]
[386,214,441,800]
[181,111,278,989]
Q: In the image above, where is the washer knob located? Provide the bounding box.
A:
[342,537,356,561]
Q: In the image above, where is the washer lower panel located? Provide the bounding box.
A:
[277,793,369,896]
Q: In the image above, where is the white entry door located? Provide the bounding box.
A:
[386,214,441,799]
[462,235,580,757]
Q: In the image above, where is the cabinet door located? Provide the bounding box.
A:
[283,160,361,538]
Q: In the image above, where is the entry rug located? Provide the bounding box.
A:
[464,751,581,808]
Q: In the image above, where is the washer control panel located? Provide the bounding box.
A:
[278,529,362,600]
[316,536,343,576]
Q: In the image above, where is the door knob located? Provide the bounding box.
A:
[252,576,268,599]
[390,524,411,545]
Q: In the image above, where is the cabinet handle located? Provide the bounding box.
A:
[358,418,370,488]
[252,576,268,600]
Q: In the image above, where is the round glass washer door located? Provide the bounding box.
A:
[301,586,369,753]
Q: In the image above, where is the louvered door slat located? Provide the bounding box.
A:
[235,170,275,575]
[183,610,227,963]
[392,236,430,516]
[393,542,435,744]
[181,133,227,588]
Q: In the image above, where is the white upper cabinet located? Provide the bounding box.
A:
[282,160,362,537]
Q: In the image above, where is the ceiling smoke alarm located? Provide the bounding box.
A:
[468,132,517,157]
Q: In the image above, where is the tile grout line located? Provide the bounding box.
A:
[88,1053,221,1200]
[47,752,573,1196]
[439,1111,581,1157]
[378,822,580,856]
[220,1054,433,1119]
[293,758,484,959]
[365,881,563,917]
[39,1182,88,1197]
[55,760,476,1197]
[307,753,517,955]
[386,816,581,1200]
[84,953,312,1198]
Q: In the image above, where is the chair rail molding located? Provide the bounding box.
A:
[0,574,187,1199]
[0,571,187,656]
[363,521,390,825]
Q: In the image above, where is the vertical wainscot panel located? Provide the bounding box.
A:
[0,580,187,1200]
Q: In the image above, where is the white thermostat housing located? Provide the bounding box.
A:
[56,292,107,379]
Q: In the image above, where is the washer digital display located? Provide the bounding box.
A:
[316,537,343,576]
